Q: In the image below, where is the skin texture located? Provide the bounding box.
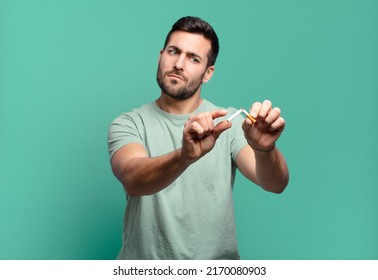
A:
[111,30,289,196]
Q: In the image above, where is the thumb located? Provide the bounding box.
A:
[241,119,253,133]
[213,120,232,140]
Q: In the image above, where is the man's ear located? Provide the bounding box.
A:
[158,49,163,62]
[202,66,215,83]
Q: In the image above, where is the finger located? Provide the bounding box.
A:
[259,100,272,119]
[249,102,262,119]
[186,110,228,139]
[268,116,286,132]
[186,121,206,138]
[213,120,232,140]
[211,109,228,120]
[197,112,214,134]
[187,112,212,132]
[241,117,253,132]
[205,112,215,132]
[264,107,281,125]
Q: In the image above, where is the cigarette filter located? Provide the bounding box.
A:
[242,109,257,123]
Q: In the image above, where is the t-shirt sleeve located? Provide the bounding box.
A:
[107,112,145,160]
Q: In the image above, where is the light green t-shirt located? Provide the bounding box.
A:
[108,99,248,259]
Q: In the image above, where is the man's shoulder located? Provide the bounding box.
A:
[126,101,156,115]
[112,102,156,122]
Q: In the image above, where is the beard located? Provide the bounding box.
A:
[156,64,205,101]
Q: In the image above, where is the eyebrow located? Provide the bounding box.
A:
[167,45,203,61]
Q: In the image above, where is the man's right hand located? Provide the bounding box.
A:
[181,110,231,163]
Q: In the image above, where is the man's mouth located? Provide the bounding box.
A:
[167,72,186,81]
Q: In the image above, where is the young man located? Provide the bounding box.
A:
[108,16,289,259]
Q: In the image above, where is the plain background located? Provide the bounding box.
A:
[1,0,377,259]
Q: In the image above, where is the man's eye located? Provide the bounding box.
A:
[168,49,178,55]
[191,57,199,63]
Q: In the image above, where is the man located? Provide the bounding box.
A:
[108,16,289,259]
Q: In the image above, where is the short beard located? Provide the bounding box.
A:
[156,66,204,101]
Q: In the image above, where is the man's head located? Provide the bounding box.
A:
[157,17,219,101]
[163,16,219,68]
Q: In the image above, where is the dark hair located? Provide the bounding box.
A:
[163,16,219,67]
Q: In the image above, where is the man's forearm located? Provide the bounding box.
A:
[254,147,289,193]
[120,148,191,196]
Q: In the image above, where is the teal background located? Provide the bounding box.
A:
[1,0,377,259]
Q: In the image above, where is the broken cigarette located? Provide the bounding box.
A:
[226,109,243,122]
[227,108,257,123]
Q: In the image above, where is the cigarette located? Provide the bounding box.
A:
[242,109,257,123]
[227,109,243,122]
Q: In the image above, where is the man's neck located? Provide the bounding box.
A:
[156,94,203,114]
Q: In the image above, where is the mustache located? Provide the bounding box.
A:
[165,70,187,81]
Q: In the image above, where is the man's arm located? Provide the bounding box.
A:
[111,144,191,196]
[110,110,231,196]
[236,100,289,193]
[236,145,289,193]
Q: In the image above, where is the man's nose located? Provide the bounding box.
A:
[174,54,185,70]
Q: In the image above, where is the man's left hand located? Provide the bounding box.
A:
[242,100,285,152]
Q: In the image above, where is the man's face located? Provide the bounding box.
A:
[157,31,214,100]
